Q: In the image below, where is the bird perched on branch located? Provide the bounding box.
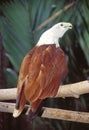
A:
[13,22,72,121]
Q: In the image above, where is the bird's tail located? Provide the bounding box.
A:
[13,85,26,118]
[27,99,44,121]
[27,109,37,121]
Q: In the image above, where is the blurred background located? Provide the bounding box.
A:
[0,0,89,130]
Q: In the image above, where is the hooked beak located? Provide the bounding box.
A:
[64,23,73,29]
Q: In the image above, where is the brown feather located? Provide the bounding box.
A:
[13,44,67,117]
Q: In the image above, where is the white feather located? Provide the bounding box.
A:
[37,22,72,47]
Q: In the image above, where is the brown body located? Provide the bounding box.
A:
[13,44,67,117]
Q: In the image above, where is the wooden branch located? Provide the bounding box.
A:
[0,80,89,100]
[55,80,89,98]
[33,2,75,33]
[42,108,89,123]
[0,80,89,123]
[0,88,17,100]
[0,102,89,123]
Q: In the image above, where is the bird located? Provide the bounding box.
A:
[13,22,72,121]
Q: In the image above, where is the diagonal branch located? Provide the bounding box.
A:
[33,2,75,33]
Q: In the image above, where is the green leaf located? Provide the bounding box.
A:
[4,68,18,88]
[1,0,33,71]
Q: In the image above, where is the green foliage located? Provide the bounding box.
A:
[4,68,18,87]
[0,0,66,71]
[0,0,89,129]
[75,1,89,65]
[0,0,33,71]
[0,0,70,87]
[0,0,89,86]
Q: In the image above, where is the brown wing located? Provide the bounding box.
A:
[13,44,67,117]
[24,44,67,111]
[13,48,35,117]
[38,45,67,99]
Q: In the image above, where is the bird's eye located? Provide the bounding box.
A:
[60,23,63,26]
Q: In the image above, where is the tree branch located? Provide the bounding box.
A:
[0,102,89,123]
[0,88,17,100]
[0,80,89,123]
[0,80,89,100]
[42,107,89,123]
[55,80,89,98]
[33,2,75,33]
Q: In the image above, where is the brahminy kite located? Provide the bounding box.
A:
[13,22,72,120]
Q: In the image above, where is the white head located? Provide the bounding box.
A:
[37,22,72,47]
